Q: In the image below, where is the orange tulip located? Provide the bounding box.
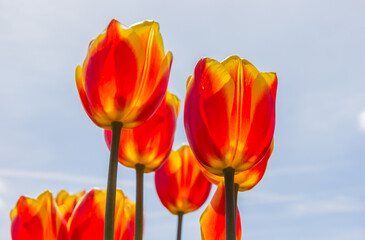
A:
[154,145,212,215]
[68,188,135,240]
[55,190,85,222]
[184,56,277,176]
[203,140,274,192]
[75,19,173,130]
[104,91,180,173]
[10,191,69,240]
[200,184,241,240]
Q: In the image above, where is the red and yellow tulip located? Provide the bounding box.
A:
[76,19,173,130]
[105,91,180,173]
[68,188,135,240]
[184,56,277,176]
[155,145,212,215]
[10,191,69,240]
[200,184,242,240]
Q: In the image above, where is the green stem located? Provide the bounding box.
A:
[234,183,239,232]
[104,122,123,240]
[234,183,239,210]
[135,163,145,240]
[223,167,235,240]
[177,212,184,240]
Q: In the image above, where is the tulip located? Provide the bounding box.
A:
[155,145,212,240]
[10,191,69,240]
[75,19,172,130]
[200,184,241,240]
[68,188,135,240]
[105,91,179,239]
[55,190,85,222]
[184,56,277,239]
[76,19,172,240]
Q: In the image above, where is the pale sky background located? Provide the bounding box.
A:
[1,0,365,239]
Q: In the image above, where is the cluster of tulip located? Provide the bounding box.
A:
[10,189,135,240]
[10,19,277,240]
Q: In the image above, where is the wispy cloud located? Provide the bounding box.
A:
[288,196,365,217]
[0,168,106,185]
[244,190,365,217]
[0,169,155,190]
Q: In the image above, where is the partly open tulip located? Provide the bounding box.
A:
[203,140,274,192]
[76,19,173,130]
[55,190,85,222]
[200,184,242,240]
[68,188,135,240]
[10,191,69,240]
[184,56,277,176]
[104,91,180,173]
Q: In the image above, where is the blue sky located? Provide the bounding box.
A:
[0,0,365,239]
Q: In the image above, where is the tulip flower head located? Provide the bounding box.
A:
[76,19,173,130]
[184,56,277,176]
[200,184,242,240]
[68,188,135,240]
[105,91,180,173]
[155,145,212,215]
[10,191,69,240]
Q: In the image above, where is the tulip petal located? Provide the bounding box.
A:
[56,190,85,222]
[75,65,108,128]
[236,140,273,191]
[241,73,275,170]
[123,51,172,129]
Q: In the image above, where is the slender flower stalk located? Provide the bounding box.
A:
[135,163,145,240]
[177,212,183,240]
[105,122,123,240]
[223,168,235,240]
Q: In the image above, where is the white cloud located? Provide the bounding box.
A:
[358,109,365,132]
[0,169,155,191]
[288,195,365,217]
